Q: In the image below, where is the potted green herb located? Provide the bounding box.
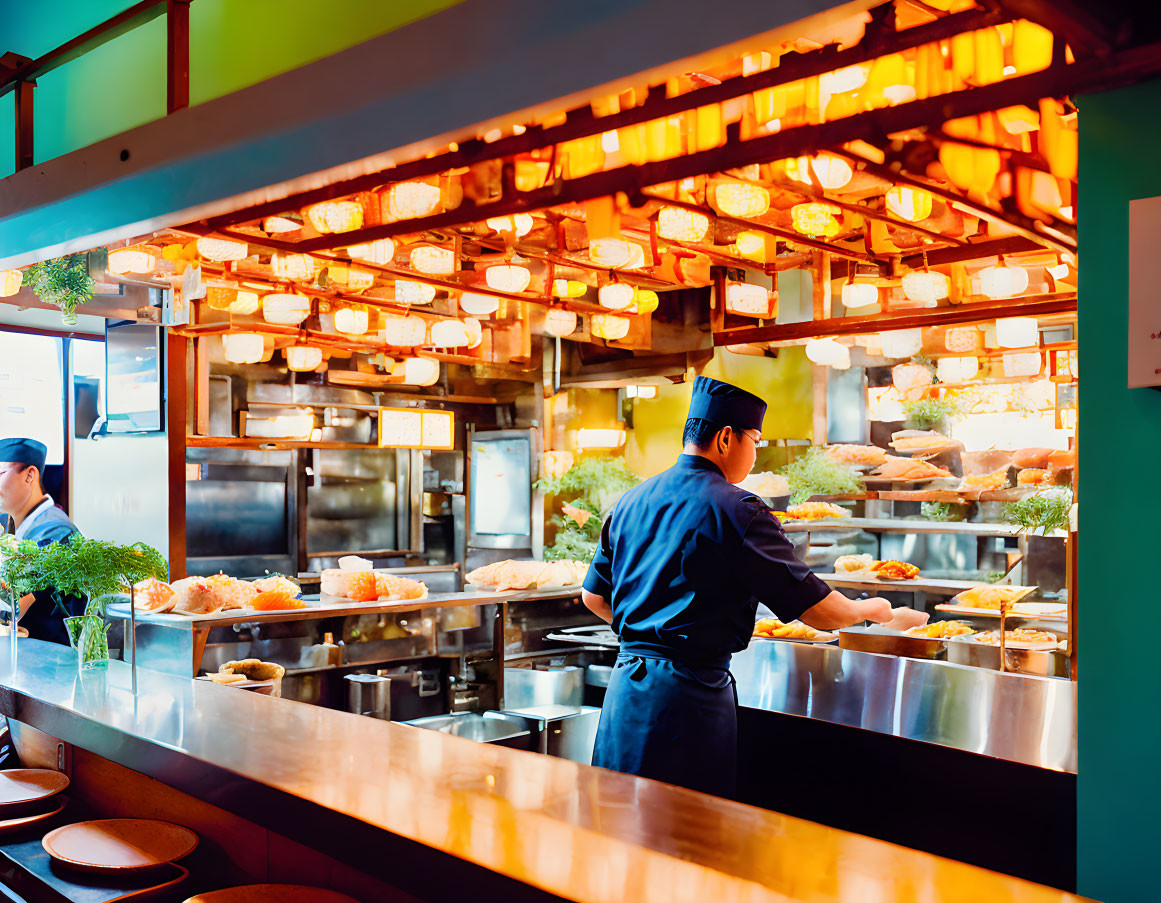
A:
[22,254,94,326]
[0,534,166,668]
[779,447,864,504]
[535,457,641,562]
[901,396,961,432]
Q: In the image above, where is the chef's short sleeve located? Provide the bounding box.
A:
[736,504,831,622]
[582,516,614,599]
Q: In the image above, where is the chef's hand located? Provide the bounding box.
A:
[858,596,894,624]
[881,607,929,632]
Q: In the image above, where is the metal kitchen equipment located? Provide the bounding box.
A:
[346,673,391,720]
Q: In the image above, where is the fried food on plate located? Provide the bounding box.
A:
[779,501,849,520]
[869,560,920,580]
[219,658,285,680]
[889,430,960,455]
[906,620,975,639]
[169,577,226,615]
[825,445,887,467]
[872,455,954,481]
[975,628,1058,648]
[204,573,258,610]
[834,554,874,573]
[952,584,1029,609]
[133,577,175,613]
[753,618,832,640]
[958,467,1010,492]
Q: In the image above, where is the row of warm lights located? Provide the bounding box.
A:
[221,333,442,385]
[839,259,1036,312]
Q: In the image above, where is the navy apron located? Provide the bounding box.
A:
[593,652,738,799]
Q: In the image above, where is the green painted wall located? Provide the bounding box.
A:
[0,0,464,177]
[1076,78,1161,903]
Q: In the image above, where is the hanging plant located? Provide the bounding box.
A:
[22,253,94,325]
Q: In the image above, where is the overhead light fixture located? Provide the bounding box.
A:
[485,214,534,237]
[591,314,630,341]
[429,319,471,348]
[713,182,771,217]
[270,253,315,280]
[1048,262,1070,280]
[305,201,363,234]
[878,328,923,359]
[262,292,311,325]
[107,248,155,275]
[196,237,249,262]
[734,231,766,258]
[545,308,578,337]
[347,239,396,265]
[0,269,22,298]
[1002,351,1042,377]
[724,281,773,317]
[464,317,483,349]
[632,289,659,314]
[221,333,264,364]
[395,279,437,305]
[588,238,632,268]
[657,206,710,242]
[901,269,949,305]
[786,156,853,191]
[381,315,428,346]
[625,385,657,399]
[979,259,1030,298]
[841,282,878,309]
[936,356,979,383]
[485,265,531,293]
[334,306,370,335]
[995,316,1039,348]
[821,63,870,94]
[378,407,455,449]
[552,279,587,298]
[804,338,850,369]
[598,283,635,311]
[402,357,440,386]
[943,326,979,353]
[385,181,441,219]
[576,428,626,449]
[409,245,456,276]
[459,292,499,316]
[262,216,301,233]
[884,187,933,222]
[326,265,374,291]
[790,203,842,239]
[285,346,324,372]
[623,242,647,269]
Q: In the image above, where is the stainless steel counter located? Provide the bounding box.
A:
[0,640,1088,903]
[732,640,1077,773]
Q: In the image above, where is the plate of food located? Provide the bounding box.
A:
[133,572,308,616]
[904,619,976,639]
[825,444,888,470]
[320,559,428,604]
[772,501,850,521]
[962,628,1060,650]
[944,584,1037,612]
[888,430,962,457]
[833,555,920,580]
[466,559,589,592]
[752,618,837,643]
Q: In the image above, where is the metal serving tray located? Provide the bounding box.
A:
[946,635,1069,677]
[838,625,947,660]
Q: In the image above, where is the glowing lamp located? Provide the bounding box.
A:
[0,269,22,298]
[787,156,853,191]
[262,293,310,325]
[464,317,483,349]
[206,286,239,311]
[107,248,155,275]
[374,354,395,373]
[460,292,499,316]
[545,308,578,337]
[221,333,264,364]
[285,346,324,371]
[271,253,315,280]
[713,182,771,217]
[229,290,260,316]
[944,326,978,353]
[485,214,534,237]
[805,338,849,368]
[725,281,772,317]
[552,279,587,298]
[598,283,634,310]
[263,216,301,234]
[305,200,363,234]
[196,237,249,262]
[485,265,531,293]
[402,357,440,386]
[395,279,437,305]
[937,356,979,383]
[791,203,842,239]
[326,266,374,291]
[577,428,626,449]
[884,187,933,222]
[1002,351,1042,377]
[385,181,441,219]
[979,262,1030,298]
[657,206,710,242]
[734,232,766,258]
[589,238,632,268]
[995,317,1039,349]
[879,328,923,359]
[381,315,428,346]
[591,314,630,341]
[841,282,878,309]
[429,319,470,348]
[821,63,870,94]
[901,270,949,304]
[633,289,659,314]
[623,243,647,269]
[347,239,396,265]
[626,385,658,399]
[409,245,456,276]
[334,306,370,335]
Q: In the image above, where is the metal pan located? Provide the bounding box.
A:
[945,635,1069,677]
[837,626,946,660]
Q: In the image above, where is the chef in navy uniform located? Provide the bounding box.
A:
[581,377,928,798]
[0,439,84,645]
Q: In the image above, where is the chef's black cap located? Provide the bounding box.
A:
[0,438,47,471]
[686,376,766,432]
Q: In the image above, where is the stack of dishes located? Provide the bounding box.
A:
[0,768,69,835]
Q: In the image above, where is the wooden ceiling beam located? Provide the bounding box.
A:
[900,236,1044,267]
[987,0,1119,58]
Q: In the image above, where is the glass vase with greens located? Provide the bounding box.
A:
[1,534,166,668]
[535,457,641,562]
[22,254,95,326]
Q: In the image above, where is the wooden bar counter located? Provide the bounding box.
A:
[0,640,1089,903]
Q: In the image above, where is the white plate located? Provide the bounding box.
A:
[752,632,837,644]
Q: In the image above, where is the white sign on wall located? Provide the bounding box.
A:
[1128,195,1161,387]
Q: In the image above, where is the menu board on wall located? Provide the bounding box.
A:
[1128,195,1161,387]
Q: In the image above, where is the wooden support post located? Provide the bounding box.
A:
[193,336,209,436]
[167,333,188,580]
[811,251,830,445]
[0,53,34,171]
[166,0,190,114]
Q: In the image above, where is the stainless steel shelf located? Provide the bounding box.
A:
[780,516,1065,538]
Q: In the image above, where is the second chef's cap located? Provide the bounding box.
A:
[686,376,766,432]
[0,438,47,471]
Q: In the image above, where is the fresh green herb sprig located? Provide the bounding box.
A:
[921,501,955,521]
[1003,489,1073,536]
[537,457,641,562]
[902,396,961,430]
[22,254,94,325]
[779,447,864,504]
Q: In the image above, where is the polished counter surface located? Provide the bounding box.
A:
[734,640,1077,773]
[0,640,1088,903]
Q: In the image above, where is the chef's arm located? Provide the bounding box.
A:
[800,591,929,631]
[17,592,34,619]
[581,589,613,624]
